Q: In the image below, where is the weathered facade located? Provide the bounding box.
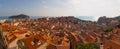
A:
[0,24,8,49]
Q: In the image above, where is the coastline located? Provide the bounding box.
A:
[0,16,94,21]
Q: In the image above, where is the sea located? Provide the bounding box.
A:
[0,16,94,21]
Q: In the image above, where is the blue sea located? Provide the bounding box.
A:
[0,16,9,20]
[0,16,94,21]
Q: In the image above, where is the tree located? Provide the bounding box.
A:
[116,24,120,28]
[76,43,86,49]
[104,28,113,32]
[76,43,100,49]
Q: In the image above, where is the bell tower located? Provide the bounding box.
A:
[0,23,8,49]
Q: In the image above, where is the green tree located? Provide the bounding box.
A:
[104,28,113,32]
[76,43,86,49]
[76,43,100,49]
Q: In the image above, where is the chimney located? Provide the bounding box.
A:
[100,43,104,49]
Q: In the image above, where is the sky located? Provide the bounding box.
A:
[0,0,120,21]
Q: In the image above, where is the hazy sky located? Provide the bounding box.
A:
[0,0,120,21]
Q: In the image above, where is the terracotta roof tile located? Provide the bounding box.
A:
[104,40,120,49]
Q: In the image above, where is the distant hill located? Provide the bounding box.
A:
[97,16,120,24]
[97,16,120,30]
[8,14,30,19]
